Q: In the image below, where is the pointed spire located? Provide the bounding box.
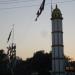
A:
[56,4,58,9]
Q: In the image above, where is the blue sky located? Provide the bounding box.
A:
[0,0,75,59]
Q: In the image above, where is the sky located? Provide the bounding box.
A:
[0,0,75,60]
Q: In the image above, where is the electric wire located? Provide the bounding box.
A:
[0,0,35,2]
[0,0,75,10]
[0,0,37,4]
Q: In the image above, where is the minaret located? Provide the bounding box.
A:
[51,5,64,75]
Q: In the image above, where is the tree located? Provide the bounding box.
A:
[0,49,10,75]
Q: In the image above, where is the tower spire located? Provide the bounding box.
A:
[56,4,58,8]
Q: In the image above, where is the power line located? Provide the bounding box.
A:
[0,0,75,4]
[53,0,75,4]
[0,0,37,4]
[0,0,35,2]
[0,4,39,10]
[45,0,75,6]
[0,0,75,10]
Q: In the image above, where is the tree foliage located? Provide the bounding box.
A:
[0,49,75,75]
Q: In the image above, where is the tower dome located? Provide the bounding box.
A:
[51,5,63,20]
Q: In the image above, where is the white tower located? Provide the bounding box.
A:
[51,5,64,75]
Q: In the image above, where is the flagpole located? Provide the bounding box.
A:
[7,24,16,75]
[12,24,16,75]
[51,0,53,75]
[51,0,53,15]
[12,24,14,44]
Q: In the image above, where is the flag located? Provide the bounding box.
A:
[12,43,16,50]
[7,30,12,43]
[35,0,45,21]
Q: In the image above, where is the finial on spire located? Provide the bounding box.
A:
[56,4,58,9]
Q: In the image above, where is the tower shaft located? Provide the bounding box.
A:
[51,5,65,75]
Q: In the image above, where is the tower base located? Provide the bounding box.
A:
[52,71,65,75]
